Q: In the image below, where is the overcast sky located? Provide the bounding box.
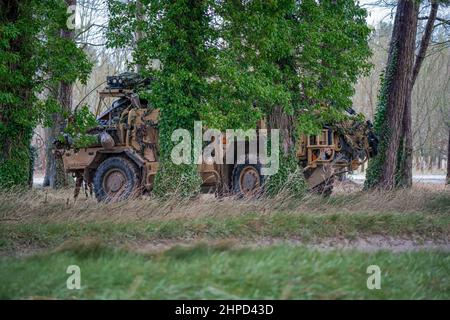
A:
[360,0,395,26]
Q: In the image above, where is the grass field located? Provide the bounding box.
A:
[0,185,449,299]
[1,243,449,299]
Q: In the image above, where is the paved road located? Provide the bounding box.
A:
[33,177,44,187]
[349,174,446,184]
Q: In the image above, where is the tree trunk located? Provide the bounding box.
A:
[428,155,433,171]
[265,105,308,196]
[43,127,53,187]
[437,153,442,170]
[399,93,413,187]
[447,127,450,184]
[398,1,438,188]
[135,0,144,74]
[267,105,295,156]
[414,154,420,171]
[43,0,75,189]
[377,0,419,190]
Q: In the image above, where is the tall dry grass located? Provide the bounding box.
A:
[0,181,448,224]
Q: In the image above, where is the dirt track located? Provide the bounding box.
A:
[128,236,450,254]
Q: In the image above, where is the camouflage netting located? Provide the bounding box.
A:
[332,118,375,160]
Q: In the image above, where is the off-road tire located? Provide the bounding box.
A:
[232,162,264,198]
[93,156,141,202]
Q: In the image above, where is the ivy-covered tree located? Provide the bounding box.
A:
[397,0,443,188]
[365,0,419,190]
[0,0,92,188]
[43,0,86,189]
[109,0,218,197]
[148,0,217,197]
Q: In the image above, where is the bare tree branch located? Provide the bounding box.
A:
[412,1,440,85]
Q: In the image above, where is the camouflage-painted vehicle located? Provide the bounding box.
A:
[57,73,378,202]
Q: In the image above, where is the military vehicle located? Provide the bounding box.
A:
[57,73,378,202]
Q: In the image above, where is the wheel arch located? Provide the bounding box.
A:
[86,149,145,183]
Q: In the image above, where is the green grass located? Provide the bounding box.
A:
[0,243,448,299]
[1,190,448,299]
[1,211,449,252]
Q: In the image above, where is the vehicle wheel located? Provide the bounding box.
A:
[312,176,335,197]
[93,157,141,202]
[232,163,264,197]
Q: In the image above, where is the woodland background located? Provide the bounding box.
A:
[19,0,450,189]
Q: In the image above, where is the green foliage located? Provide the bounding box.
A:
[107,0,372,132]
[265,151,308,197]
[217,0,372,134]
[62,105,98,149]
[65,106,98,135]
[149,0,214,197]
[28,145,37,188]
[107,0,371,196]
[0,136,32,188]
[110,0,218,197]
[0,0,92,187]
